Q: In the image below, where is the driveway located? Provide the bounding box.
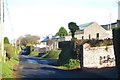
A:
[14,55,118,79]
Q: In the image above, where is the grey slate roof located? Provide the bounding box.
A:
[101,22,117,30]
[41,36,59,42]
[79,22,94,30]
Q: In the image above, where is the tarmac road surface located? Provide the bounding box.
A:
[14,55,118,79]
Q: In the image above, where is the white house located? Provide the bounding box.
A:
[64,22,113,41]
[40,36,60,50]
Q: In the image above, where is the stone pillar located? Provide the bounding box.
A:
[113,28,120,78]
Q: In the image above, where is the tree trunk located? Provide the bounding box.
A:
[71,32,75,38]
[112,28,120,78]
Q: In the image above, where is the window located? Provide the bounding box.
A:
[82,36,84,40]
[96,33,99,39]
[89,34,91,39]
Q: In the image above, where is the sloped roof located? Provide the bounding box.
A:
[51,36,59,39]
[101,22,117,30]
[41,36,59,42]
[79,22,94,30]
[41,37,49,42]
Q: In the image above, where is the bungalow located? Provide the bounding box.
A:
[40,36,60,50]
[101,22,117,30]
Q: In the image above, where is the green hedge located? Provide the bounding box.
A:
[4,44,14,60]
[2,45,19,78]
[4,44,20,60]
[57,41,75,65]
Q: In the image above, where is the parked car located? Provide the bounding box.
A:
[20,49,27,55]
[19,46,31,55]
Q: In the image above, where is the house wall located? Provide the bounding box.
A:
[105,30,113,39]
[83,45,115,68]
[52,40,59,50]
[64,36,72,41]
[40,42,47,47]
[84,22,107,39]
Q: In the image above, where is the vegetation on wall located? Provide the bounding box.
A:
[77,39,113,47]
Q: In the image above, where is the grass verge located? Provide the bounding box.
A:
[40,50,61,59]
[2,58,19,78]
[2,47,19,78]
[29,51,39,56]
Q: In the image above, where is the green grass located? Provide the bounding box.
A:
[29,51,39,56]
[2,58,19,78]
[40,52,49,59]
[2,47,20,78]
[41,50,60,59]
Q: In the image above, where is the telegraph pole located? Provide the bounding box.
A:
[109,13,112,30]
[117,1,120,27]
[0,0,4,61]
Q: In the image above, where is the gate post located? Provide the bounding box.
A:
[79,45,83,70]
[113,27,120,78]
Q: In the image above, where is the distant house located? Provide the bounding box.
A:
[40,36,60,50]
[100,22,118,39]
[101,22,117,30]
[64,22,113,41]
[40,37,49,48]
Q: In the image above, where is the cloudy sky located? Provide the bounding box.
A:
[4,0,118,40]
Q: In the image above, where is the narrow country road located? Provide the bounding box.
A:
[14,55,118,79]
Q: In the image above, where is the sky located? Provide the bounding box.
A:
[4,0,118,41]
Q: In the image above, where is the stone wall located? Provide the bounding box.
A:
[83,44,115,68]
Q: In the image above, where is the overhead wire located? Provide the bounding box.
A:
[4,0,13,33]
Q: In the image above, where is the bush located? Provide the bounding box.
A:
[4,44,14,60]
[4,44,19,61]
[63,59,80,69]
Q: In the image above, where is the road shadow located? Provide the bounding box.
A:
[39,66,117,78]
